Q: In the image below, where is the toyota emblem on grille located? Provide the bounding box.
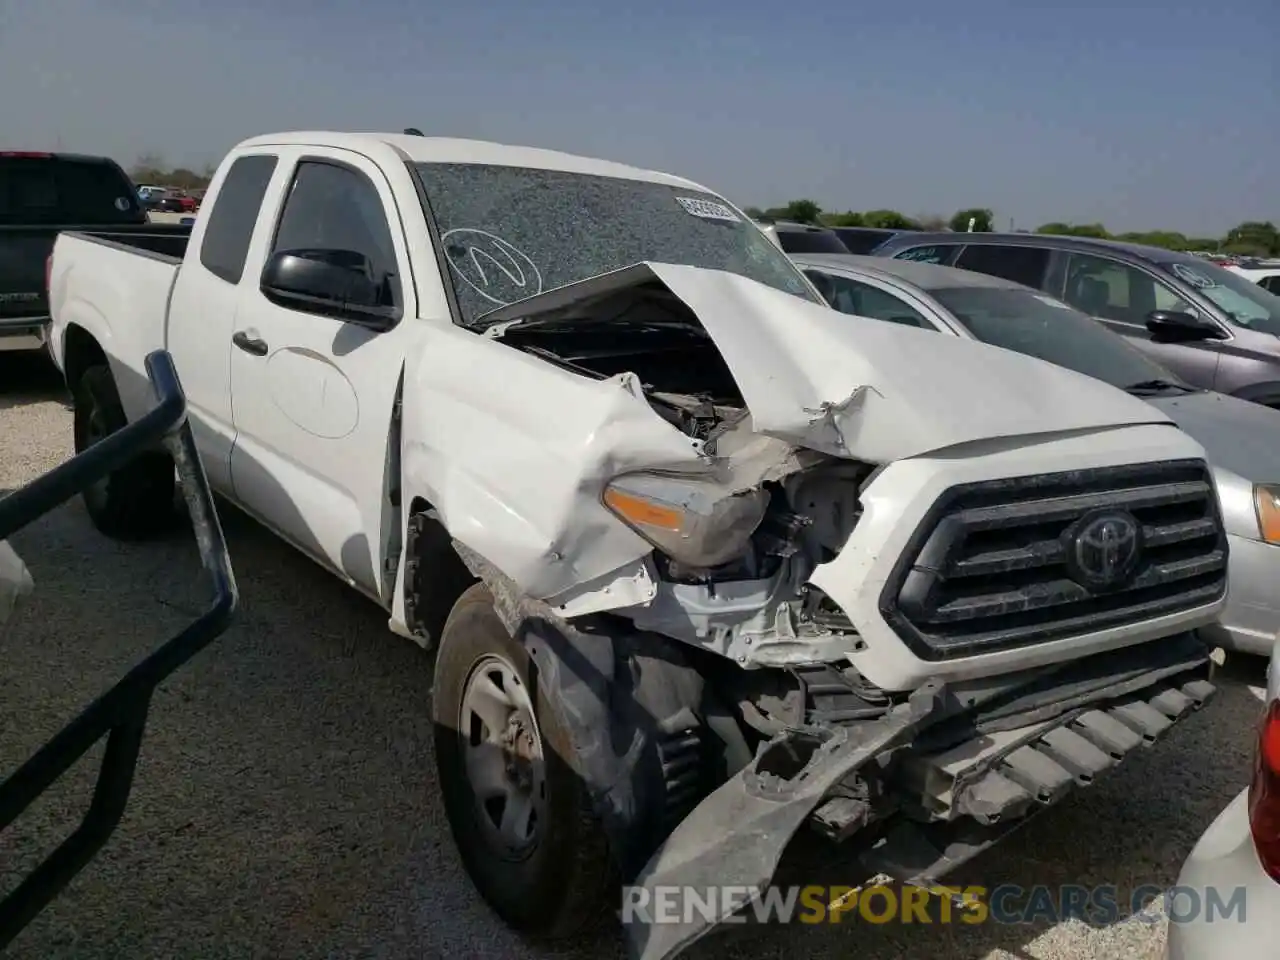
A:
[1065,510,1143,590]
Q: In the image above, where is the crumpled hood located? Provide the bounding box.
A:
[1146,390,1280,483]
[487,262,1174,462]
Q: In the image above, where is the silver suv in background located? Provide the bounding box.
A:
[872,232,1280,410]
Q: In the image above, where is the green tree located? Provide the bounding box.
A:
[861,209,918,230]
[776,199,822,224]
[743,206,766,219]
[821,210,864,227]
[949,208,994,232]
[1224,221,1279,257]
[1116,230,1190,251]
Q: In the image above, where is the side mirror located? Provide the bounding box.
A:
[1144,309,1222,343]
[260,248,399,330]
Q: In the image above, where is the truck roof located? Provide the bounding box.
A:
[235,131,707,191]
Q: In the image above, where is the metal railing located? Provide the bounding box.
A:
[0,350,238,949]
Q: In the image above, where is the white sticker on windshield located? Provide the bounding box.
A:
[1171,262,1217,288]
[1033,294,1070,308]
[113,197,130,211]
[675,197,741,222]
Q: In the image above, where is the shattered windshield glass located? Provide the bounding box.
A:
[413,162,818,326]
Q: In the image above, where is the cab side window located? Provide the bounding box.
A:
[199,154,278,284]
[1063,253,1193,324]
[270,160,401,309]
[953,244,1050,289]
[806,270,933,329]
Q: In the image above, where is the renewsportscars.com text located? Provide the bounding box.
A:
[621,883,1247,926]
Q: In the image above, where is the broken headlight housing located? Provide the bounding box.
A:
[602,470,769,568]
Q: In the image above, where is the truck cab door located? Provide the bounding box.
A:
[165,153,279,494]
[226,149,415,600]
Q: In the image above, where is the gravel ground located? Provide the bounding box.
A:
[0,351,1269,960]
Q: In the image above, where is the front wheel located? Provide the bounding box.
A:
[72,364,176,539]
[431,583,615,939]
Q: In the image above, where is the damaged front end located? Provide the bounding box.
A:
[404,261,1175,668]
[400,262,1221,960]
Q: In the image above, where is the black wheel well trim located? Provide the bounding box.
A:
[61,324,108,393]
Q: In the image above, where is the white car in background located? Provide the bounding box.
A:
[793,252,1280,655]
[1229,264,1280,295]
[1165,642,1280,959]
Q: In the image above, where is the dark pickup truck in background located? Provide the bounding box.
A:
[0,152,190,354]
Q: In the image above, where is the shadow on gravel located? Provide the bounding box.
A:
[0,484,1267,960]
[0,354,67,414]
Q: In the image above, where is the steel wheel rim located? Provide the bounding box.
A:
[458,654,546,858]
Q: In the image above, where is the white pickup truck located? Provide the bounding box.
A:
[48,131,1226,960]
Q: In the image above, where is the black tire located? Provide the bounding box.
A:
[432,583,615,939]
[72,364,176,539]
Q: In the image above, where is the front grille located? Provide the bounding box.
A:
[879,460,1228,660]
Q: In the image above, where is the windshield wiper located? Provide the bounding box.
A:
[1122,378,1197,396]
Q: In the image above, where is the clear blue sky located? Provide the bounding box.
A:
[2,0,1274,235]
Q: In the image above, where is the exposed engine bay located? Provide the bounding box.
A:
[495,280,875,668]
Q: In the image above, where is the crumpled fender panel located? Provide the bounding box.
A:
[401,320,703,604]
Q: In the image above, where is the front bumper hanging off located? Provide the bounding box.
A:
[623,633,1217,960]
[0,351,238,950]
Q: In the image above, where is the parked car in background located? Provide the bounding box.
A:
[137,186,168,209]
[872,232,1280,409]
[754,219,848,253]
[1165,641,1280,959]
[48,129,1227,960]
[1231,263,1280,295]
[794,252,1280,655]
[0,151,188,353]
[830,225,917,254]
[155,193,196,214]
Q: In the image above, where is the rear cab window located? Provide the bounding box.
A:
[0,153,145,225]
[198,154,279,284]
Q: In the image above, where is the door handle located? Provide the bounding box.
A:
[232,331,268,356]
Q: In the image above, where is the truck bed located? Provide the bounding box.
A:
[1,223,190,346]
[47,230,190,418]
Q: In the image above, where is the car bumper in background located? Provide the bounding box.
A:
[1165,787,1279,959]
[0,317,48,353]
[1203,534,1280,656]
